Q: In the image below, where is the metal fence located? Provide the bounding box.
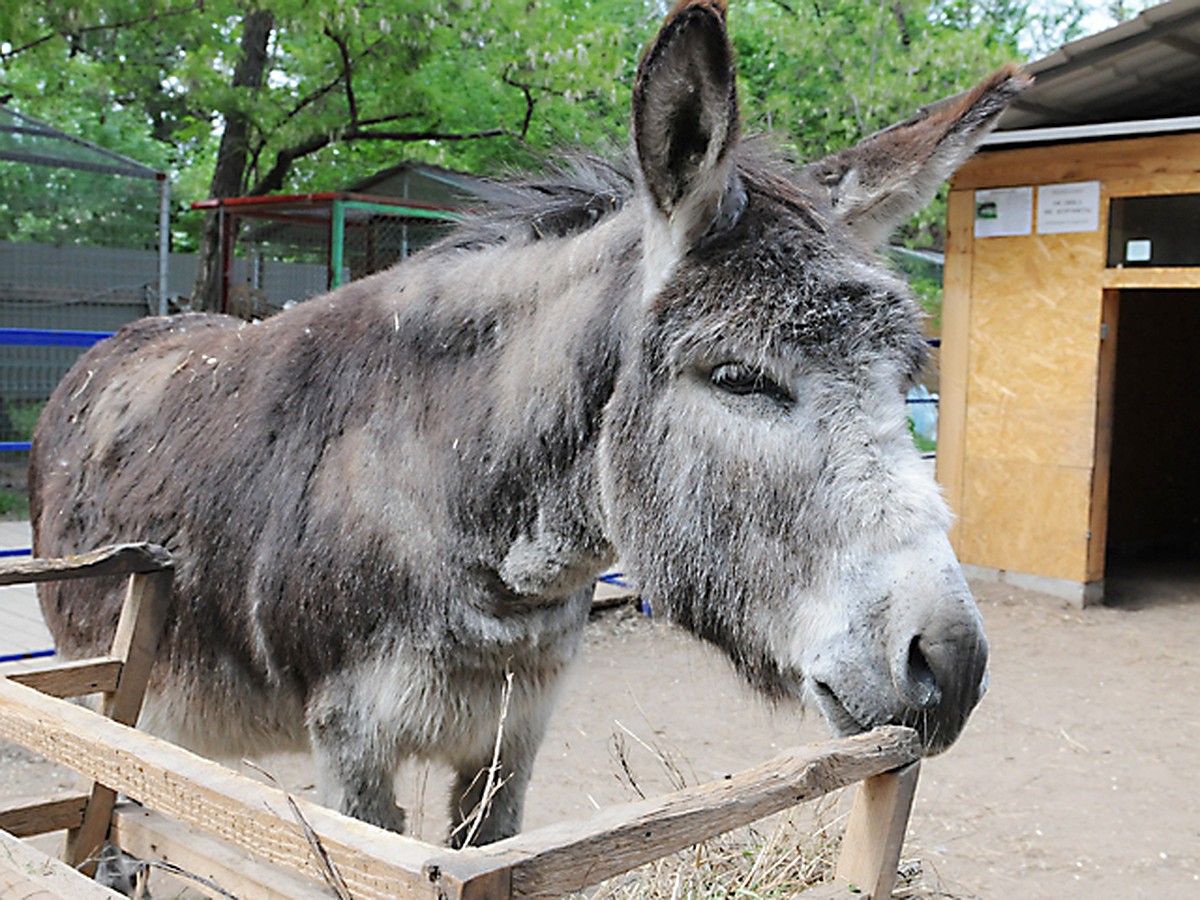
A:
[1,107,169,450]
[194,194,458,316]
[0,108,169,314]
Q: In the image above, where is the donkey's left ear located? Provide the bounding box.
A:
[633,0,741,247]
[808,65,1032,246]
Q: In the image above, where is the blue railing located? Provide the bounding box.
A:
[3,328,114,563]
[0,327,114,348]
[2,327,113,453]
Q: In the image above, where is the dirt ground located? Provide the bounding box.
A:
[3,561,1198,898]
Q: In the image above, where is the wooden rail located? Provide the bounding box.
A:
[1,545,922,898]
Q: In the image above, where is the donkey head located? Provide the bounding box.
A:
[600,0,1028,753]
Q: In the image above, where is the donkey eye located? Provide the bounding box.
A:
[710,363,791,403]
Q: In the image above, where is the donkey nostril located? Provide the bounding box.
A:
[906,636,941,709]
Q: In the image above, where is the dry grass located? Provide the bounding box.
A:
[573,805,960,899]
[576,801,843,899]
[566,720,965,899]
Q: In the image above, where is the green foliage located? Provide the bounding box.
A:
[908,416,938,454]
[908,274,944,327]
[0,1,1108,254]
[1,1,653,250]
[731,1,1017,160]
[4,402,44,440]
[0,400,37,518]
[0,488,28,518]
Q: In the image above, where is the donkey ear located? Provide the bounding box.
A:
[633,0,740,246]
[807,65,1032,246]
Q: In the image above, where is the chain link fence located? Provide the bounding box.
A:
[0,108,168,511]
[205,195,458,318]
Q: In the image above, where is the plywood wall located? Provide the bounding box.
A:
[940,133,1200,587]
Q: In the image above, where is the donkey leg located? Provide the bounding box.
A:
[306,695,407,833]
[446,683,556,848]
[447,740,537,848]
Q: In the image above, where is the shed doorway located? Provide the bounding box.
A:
[1102,289,1200,586]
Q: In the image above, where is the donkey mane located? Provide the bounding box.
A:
[440,140,824,253]
[440,155,635,252]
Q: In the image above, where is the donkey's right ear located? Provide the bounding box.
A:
[807,66,1031,247]
[633,0,741,247]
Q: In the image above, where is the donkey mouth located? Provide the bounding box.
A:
[811,677,981,756]
[811,681,872,738]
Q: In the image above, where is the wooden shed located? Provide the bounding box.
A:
[939,0,1200,605]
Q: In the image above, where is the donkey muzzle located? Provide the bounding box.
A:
[807,532,989,754]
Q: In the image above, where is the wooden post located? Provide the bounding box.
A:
[834,761,921,898]
[65,566,174,874]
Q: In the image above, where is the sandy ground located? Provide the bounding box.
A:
[2,560,1198,898]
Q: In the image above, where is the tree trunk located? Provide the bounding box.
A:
[189,8,275,312]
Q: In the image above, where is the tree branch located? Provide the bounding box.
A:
[346,126,507,142]
[248,132,336,196]
[275,32,393,127]
[502,69,537,140]
[323,26,358,123]
[1,1,204,61]
[892,1,913,47]
[247,124,508,196]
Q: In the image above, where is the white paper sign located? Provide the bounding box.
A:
[1037,181,1100,234]
[974,187,1034,238]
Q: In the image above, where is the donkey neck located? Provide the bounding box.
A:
[388,208,643,601]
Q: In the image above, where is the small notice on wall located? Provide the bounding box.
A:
[1037,181,1101,234]
[974,187,1033,238]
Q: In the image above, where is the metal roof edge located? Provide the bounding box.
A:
[983,115,1200,147]
[1025,0,1200,75]
[0,106,164,180]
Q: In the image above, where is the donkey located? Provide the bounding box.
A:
[31,0,1027,846]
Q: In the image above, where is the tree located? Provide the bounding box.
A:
[1,0,1109,304]
[2,0,648,308]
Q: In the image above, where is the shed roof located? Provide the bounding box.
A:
[998,0,1200,132]
[342,160,520,207]
[0,106,163,180]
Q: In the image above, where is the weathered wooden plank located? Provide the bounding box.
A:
[591,580,639,610]
[0,544,174,586]
[6,658,123,698]
[110,804,334,900]
[99,571,173,729]
[0,792,89,838]
[0,828,123,899]
[450,726,921,899]
[66,568,174,873]
[1,619,924,900]
[0,677,442,900]
[834,761,921,898]
[424,852,516,900]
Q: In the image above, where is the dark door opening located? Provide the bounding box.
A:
[1105,290,1200,571]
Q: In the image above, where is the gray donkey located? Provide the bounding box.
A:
[31,0,1027,846]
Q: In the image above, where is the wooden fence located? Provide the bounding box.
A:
[0,545,922,899]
